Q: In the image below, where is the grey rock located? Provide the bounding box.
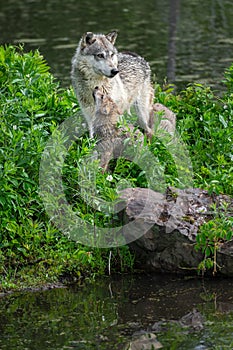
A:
[179,309,204,331]
[152,309,205,333]
[119,187,233,275]
[125,333,163,350]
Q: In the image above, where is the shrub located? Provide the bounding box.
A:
[155,79,233,195]
[1,45,233,288]
[0,46,134,291]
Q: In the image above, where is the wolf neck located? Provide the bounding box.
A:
[77,58,112,96]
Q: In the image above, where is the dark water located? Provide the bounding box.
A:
[1,274,233,349]
[1,0,233,91]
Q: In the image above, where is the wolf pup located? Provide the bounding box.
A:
[92,86,121,140]
[71,31,154,138]
[92,86,122,171]
[93,86,146,171]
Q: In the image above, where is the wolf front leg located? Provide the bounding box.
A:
[134,82,154,139]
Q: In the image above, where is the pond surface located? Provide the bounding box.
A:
[1,274,233,349]
[1,0,233,91]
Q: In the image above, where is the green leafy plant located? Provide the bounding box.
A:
[195,204,233,275]
[0,45,135,291]
[1,45,233,290]
[155,81,233,195]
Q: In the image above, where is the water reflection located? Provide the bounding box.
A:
[1,0,233,90]
[1,275,233,349]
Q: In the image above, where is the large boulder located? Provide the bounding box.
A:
[119,187,233,276]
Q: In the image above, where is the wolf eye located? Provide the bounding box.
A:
[96,53,104,59]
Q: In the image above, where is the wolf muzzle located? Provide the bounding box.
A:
[110,68,119,77]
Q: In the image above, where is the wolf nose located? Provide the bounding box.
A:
[110,68,119,77]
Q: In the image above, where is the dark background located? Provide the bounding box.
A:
[1,0,233,91]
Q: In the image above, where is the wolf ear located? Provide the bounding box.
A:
[81,32,96,49]
[106,31,118,44]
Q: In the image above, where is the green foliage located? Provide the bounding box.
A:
[155,78,233,275]
[155,80,233,195]
[195,203,233,275]
[0,46,134,291]
[1,45,233,289]
[223,63,233,93]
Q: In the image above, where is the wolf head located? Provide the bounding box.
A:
[80,31,119,78]
[93,86,121,117]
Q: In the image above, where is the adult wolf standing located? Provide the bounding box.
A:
[71,31,154,138]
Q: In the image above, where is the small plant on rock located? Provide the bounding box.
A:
[195,204,233,275]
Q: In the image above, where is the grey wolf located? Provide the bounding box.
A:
[92,86,121,171]
[92,86,121,140]
[92,86,144,171]
[92,87,177,171]
[92,86,176,140]
[71,31,154,138]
